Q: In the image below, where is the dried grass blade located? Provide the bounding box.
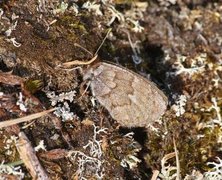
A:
[0,108,56,129]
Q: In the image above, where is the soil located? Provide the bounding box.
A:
[0,0,221,179]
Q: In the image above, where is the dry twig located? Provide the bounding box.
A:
[16,132,49,180]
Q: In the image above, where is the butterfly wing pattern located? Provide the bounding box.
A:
[83,62,168,128]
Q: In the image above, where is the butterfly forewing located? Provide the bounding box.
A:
[84,62,168,128]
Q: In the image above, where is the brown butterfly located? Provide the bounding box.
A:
[62,30,168,128]
[83,61,168,128]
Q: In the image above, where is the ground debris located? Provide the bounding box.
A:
[0,0,222,179]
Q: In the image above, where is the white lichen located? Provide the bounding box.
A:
[123,132,134,139]
[212,76,220,88]
[127,18,144,33]
[5,20,18,37]
[3,135,18,156]
[68,150,104,180]
[121,155,141,169]
[90,97,97,107]
[34,140,47,152]
[4,13,20,48]
[46,91,76,106]
[211,65,222,88]
[16,92,27,112]
[120,132,141,169]
[167,54,206,77]
[190,53,207,68]
[157,154,177,180]
[50,133,60,141]
[125,2,148,20]
[67,125,107,179]
[210,97,222,123]
[82,1,103,16]
[173,61,205,76]
[125,30,142,64]
[0,161,24,179]
[70,3,79,15]
[37,0,47,13]
[53,101,74,121]
[213,33,222,46]
[53,1,69,14]
[172,95,187,117]
[105,1,146,34]
[204,97,222,129]
[158,0,177,6]
[184,170,204,180]
[0,8,4,19]
[83,125,108,158]
[46,91,76,121]
[6,38,21,47]
[204,157,222,179]
[106,5,125,26]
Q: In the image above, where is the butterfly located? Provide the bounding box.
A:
[83,61,168,128]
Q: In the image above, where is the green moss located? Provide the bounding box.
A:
[69,22,87,32]
[146,103,222,177]
[58,15,87,34]
[24,80,43,94]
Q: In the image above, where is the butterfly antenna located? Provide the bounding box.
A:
[94,28,112,56]
[60,29,112,68]
[74,43,93,57]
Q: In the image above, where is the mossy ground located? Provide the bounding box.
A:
[0,0,221,179]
